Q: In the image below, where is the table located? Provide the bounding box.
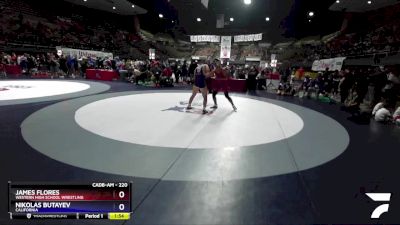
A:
[32,73,50,78]
[267,73,280,80]
[86,69,119,81]
[209,79,247,92]
[5,65,22,75]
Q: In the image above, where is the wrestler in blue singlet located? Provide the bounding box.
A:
[194,65,206,88]
[187,64,210,114]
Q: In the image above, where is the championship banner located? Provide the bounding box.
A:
[190,35,220,43]
[56,47,113,59]
[234,33,262,42]
[220,36,232,59]
[149,49,155,60]
[246,57,261,62]
[254,33,263,41]
[312,57,346,71]
[270,54,277,68]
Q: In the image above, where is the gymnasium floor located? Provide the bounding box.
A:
[1,79,399,224]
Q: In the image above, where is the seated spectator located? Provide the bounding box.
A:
[342,93,357,112]
[374,103,392,122]
[393,106,400,126]
[116,58,125,71]
[162,66,173,78]
[150,64,162,87]
[372,101,385,116]
[11,53,17,65]
[306,78,318,99]
[277,81,295,96]
[161,66,173,87]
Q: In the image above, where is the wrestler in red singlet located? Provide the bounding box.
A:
[211,59,237,111]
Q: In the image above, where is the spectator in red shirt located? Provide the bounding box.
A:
[298,67,305,80]
[159,66,173,87]
[11,53,17,65]
[162,66,173,77]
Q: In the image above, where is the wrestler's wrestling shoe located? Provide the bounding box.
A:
[210,105,218,109]
[202,109,208,114]
[186,106,193,110]
[233,105,237,112]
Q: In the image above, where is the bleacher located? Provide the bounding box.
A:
[193,45,218,58]
[0,0,170,59]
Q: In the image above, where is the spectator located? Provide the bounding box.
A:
[189,61,197,77]
[370,66,388,107]
[372,100,385,116]
[383,67,400,107]
[339,70,354,103]
[181,62,188,81]
[162,66,173,78]
[49,54,59,77]
[150,63,162,87]
[59,55,67,75]
[80,57,88,77]
[20,54,28,73]
[67,55,75,77]
[354,68,369,105]
[175,66,182,83]
[332,70,341,97]
[247,66,258,91]
[393,106,400,126]
[374,103,392,122]
[11,53,17,65]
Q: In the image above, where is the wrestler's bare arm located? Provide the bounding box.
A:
[203,65,214,78]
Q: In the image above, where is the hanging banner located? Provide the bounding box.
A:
[149,48,155,60]
[234,33,263,42]
[312,57,346,71]
[270,54,277,67]
[56,47,113,59]
[220,36,232,59]
[201,0,209,8]
[190,34,262,43]
[246,57,261,62]
[190,35,220,43]
[254,33,263,41]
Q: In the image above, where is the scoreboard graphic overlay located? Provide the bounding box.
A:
[8,182,132,220]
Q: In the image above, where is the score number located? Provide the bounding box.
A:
[116,190,128,211]
[115,182,129,211]
[118,191,125,199]
[118,203,125,211]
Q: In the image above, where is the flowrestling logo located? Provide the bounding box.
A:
[0,85,33,92]
[2,85,33,89]
[366,193,392,219]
